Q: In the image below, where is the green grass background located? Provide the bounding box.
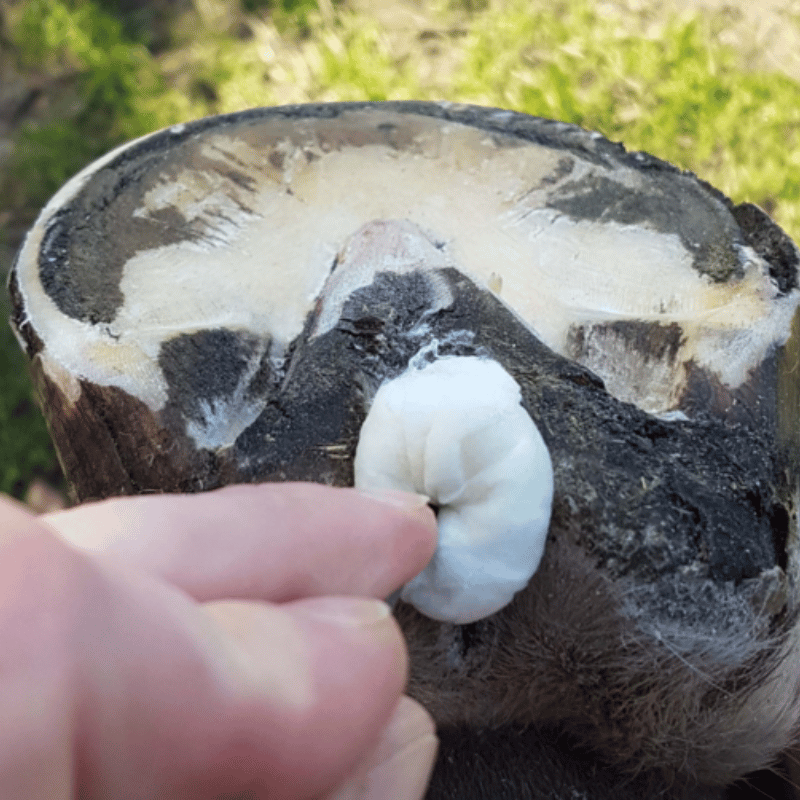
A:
[1,0,799,499]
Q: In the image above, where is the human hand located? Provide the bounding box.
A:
[0,483,438,800]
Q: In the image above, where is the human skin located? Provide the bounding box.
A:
[0,484,439,800]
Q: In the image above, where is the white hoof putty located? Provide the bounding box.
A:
[354,355,554,623]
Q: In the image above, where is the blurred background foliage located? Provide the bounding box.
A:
[1,0,799,500]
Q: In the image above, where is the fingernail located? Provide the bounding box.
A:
[366,697,438,800]
[329,698,439,800]
[295,596,393,628]
[357,487,431,512]
[356,489,438,538]
[363,733,439,800]
[328,775,367,800]
[381,696,436,748]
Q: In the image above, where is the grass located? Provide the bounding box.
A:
[2,0,800,499]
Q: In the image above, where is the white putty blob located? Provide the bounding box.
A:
[354,355,554,624]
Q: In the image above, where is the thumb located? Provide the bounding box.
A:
[72,586,412,799]
[194,595,413,799]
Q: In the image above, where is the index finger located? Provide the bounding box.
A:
[44,483,437,603]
